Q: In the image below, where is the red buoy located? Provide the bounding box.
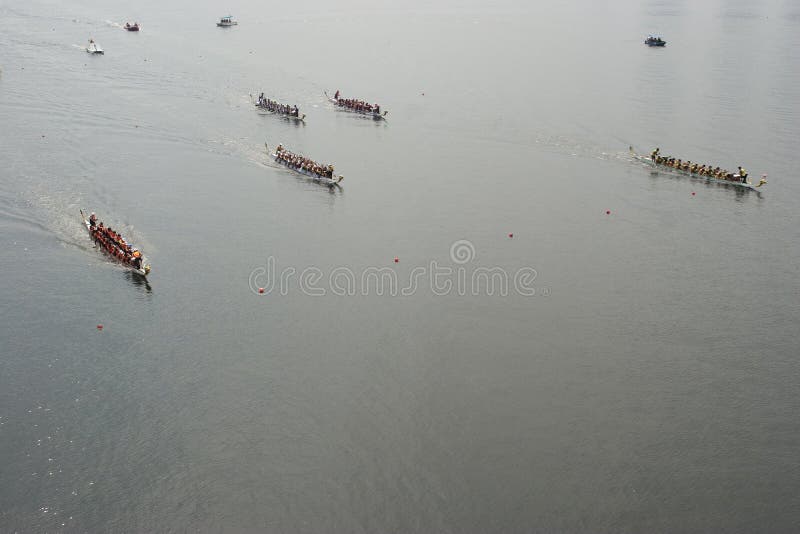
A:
[692,192,696,196]
[96,324,103,330]
[258,287,265,294]
[606,210,611,215]
[394,257,399,263]
[508,233,513,238]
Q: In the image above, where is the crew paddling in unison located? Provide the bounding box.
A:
[640,148,766,187]
[272,144,337,181]
[255,94,304,119]
[80,210,151,275]
[328,90,387,118]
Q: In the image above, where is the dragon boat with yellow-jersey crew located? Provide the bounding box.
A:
[265,143,343,186]
[80,210,151,276]
[630,147,767,191]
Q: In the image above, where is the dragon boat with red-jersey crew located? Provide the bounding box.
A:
[80,210,151,276]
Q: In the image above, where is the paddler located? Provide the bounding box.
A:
[89,212,97,227]
[131,250,142,269]
[738,166,748,182]
[334,90,340,100]
[651,147,660,161]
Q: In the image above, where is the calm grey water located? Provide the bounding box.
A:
[2,0,799,531]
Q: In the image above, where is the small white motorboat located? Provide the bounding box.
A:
[216,16,238,27]
[86,40,104,54]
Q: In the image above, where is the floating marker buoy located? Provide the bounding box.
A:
[96,324,103,330]
[606,210,611,215]
[508,233,513,238]
[692,192,696,196]
[258,287,264,294]
[394,257,399,263]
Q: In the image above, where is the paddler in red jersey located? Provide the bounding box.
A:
[334,89,340,100]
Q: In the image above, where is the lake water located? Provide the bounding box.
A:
[1,0,799,531]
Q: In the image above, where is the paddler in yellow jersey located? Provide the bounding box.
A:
[738,166,748,183]
[650,147,660,161]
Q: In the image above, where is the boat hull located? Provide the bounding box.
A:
[255,104,305,121]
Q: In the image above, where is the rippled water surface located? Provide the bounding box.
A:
[1,0,799,531]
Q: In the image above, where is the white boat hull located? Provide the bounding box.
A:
[255,104,305,121]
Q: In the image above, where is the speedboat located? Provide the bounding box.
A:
[217,16,238,27]
[124,22,140,31]
[86,40,104,54]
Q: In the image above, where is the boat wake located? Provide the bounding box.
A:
[105,20,124,29]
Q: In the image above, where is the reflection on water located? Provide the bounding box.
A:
[645,169,764,199]
[125,270,152,292]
